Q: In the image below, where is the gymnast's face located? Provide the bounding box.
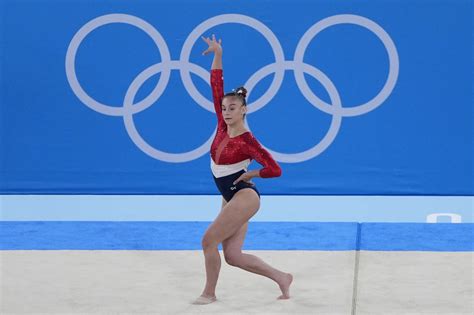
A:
[221,96,246,125]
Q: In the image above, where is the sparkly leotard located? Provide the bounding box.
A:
[210,69,282,201]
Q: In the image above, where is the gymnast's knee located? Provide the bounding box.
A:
[224,251,243,266]
[201,234,219,250]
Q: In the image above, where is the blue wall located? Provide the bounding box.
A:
[1,0,472,195]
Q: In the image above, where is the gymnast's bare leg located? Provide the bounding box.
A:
[194,190,292,304]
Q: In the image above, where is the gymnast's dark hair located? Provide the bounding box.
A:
[223,86,247,118]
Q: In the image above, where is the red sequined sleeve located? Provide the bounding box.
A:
[210,69,225,130]
[244,134,282,178]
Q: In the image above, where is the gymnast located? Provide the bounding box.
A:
[192,34,293,305]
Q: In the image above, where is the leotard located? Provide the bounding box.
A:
[209,69,282,201]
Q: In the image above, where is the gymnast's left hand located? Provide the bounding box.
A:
[233,172,255,186]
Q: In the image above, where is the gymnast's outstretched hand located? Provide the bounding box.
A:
[201,34,222,55]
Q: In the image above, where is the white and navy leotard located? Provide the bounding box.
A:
[209,69,282,201]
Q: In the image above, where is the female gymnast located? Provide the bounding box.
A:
[192,34,293,305]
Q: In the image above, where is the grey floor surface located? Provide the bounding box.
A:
[1,250,472,314]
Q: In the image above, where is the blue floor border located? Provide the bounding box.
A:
[0,222,472,251]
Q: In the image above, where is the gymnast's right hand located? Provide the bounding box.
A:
[201,34,222,55]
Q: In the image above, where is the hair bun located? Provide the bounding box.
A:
[235,86,247,98]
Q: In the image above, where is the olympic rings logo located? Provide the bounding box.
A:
[65,13,399,163]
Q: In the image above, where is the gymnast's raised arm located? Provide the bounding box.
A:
[202,34,222,69]
[201,34,224,127]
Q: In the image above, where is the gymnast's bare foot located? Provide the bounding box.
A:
[191,293,217,305]
[276,273,293,300]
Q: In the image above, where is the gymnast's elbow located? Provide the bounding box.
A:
[275,165,282,177]
[271,165,282,178]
